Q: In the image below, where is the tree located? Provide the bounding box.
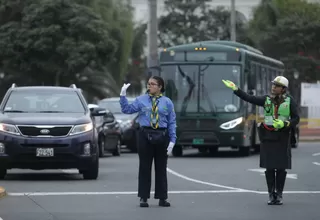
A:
[126,22,148,96]
[86,0,135,87]
[248,0,320,82]
[0,0,117,99]
[158,0,252,48]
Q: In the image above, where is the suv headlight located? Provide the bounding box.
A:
[70,123,93,135]
[0,123,20,135]
[220,117,243,130]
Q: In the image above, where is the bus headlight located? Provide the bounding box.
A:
[220,117,243,130]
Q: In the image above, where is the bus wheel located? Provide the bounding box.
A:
[198,147,207,153]
[172,145,183,157]
[209,147,218,154]
[239,147,251,156]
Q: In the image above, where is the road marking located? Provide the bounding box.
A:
[61,169,79,174]
[7,190,320,196]
[312,152,320,156]
[248,168,298,179]
[6,190,245,196]
[313,162,320,166]
[166,167,256,192]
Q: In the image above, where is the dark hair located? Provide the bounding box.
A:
[150,76,165,93]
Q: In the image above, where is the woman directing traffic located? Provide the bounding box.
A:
[222,76,300,205]
[119,76,176,208]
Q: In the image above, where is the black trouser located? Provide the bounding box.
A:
[265,169,287,195]
[137,127,169,200]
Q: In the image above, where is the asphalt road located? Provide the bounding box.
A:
[1,143,320,220]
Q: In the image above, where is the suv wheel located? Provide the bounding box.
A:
[112,138,121,156]
[82,158,99,180]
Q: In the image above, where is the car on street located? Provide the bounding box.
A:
[98,97,138,151]
[89,104,122,157]
[0,84,107,180]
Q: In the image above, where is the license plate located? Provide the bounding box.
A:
[36,148,54,157]
[193,138,204,145]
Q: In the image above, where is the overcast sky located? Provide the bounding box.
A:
[132,0,260,23]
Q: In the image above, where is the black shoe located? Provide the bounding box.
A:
[140,198,149,207]
[274,192,283,205]
[268,192,277,205]
[159,199,170,207]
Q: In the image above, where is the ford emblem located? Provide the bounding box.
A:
[40,129,50,134]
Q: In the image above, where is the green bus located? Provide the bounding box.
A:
[148,40,285,157]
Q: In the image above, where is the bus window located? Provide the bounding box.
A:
[261,66,268,94]
[161,65,199,112]
[266,68,272,93]
[256,64,262,96]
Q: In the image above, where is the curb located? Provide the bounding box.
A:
[300,138,320,142]
[0,187,6,199]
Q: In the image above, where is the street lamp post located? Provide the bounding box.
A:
[292,69,300,106]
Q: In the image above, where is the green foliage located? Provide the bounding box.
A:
[87,0,135,85]
[158,0,252,48]
[249,0,320,82]
[0,0,137,100]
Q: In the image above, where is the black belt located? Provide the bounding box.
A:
[141,126,167,131]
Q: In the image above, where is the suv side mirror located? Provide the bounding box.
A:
[88,104,99,110]
[91,107,107,116]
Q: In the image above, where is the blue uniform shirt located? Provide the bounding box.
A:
[119,94,177,144]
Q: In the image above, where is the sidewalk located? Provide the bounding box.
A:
[300,128,320,142]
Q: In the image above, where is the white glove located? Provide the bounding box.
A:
[167,142,175,156]
[120,83,131,96]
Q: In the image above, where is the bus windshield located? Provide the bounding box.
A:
[161,64,241,114]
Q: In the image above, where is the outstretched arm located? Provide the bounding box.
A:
[222,79,266,106]
[234,88,267,107]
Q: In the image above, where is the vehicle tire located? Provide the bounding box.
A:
[0,169,7,180]
[209,147,218,154]
[82,158,99,180]
[172,145,183,157]
[99,137,107,158]
[112,138,121,156]
[198,147,207,153]
[292,128,299,148]
[239,147,251,156]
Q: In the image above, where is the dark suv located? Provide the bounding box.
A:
[0,84,106,180]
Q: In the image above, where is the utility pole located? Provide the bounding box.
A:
[147,0,158,68]
[230,0,236,41]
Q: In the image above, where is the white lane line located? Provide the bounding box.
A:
[7,190,320,196]
[312,153,320,156]
[60,169,79,174]
[313,162,320,166]
[7,190,245,196]
[166,167,256,192]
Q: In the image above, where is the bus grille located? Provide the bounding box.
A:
[178,119,216,130]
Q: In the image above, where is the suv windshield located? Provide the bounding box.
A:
[161,64,241,114]
[3,90,85,113]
